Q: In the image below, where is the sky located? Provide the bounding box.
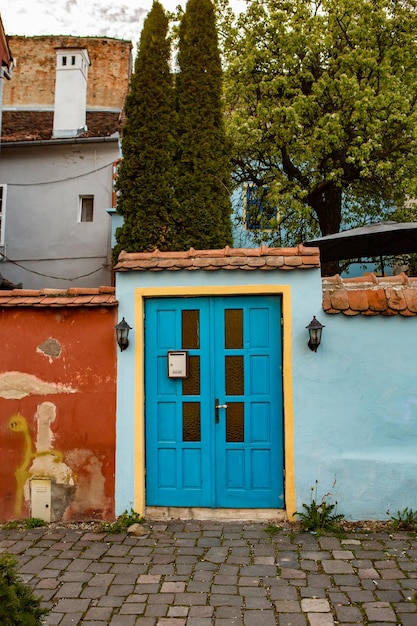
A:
[1,0,246,49]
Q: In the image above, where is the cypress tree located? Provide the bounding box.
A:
[174,0,233,250]
[113,1,177,259]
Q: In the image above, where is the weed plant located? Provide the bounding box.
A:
[100,508,144,533]
[390,507,417,531]
[297,481,345,535]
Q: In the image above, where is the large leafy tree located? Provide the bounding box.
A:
[223,0,417,247]
[113,1,177,259]
[175,0,233,250]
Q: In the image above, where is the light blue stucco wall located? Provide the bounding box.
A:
[115,265,417,520]
[295,312,417,520]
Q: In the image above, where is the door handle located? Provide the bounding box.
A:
[215,399,228,423]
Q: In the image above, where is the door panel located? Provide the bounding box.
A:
[145,295,284,508]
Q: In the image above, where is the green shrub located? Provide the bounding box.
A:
[0,553,49,625]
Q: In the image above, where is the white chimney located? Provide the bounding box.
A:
[53,48,90,138]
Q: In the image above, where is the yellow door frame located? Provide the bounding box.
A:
[133,284,296,520]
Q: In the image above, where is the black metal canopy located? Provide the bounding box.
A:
[303,222,417,263]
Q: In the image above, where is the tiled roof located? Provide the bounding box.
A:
[1,110,121,142]
[114,245,321,272]
[0,286,116,307]
[323,273,417,316]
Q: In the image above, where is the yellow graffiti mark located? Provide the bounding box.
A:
[8,414,34,517]
[9,410,71,517]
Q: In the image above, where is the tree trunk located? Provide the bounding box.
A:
[310,184,343,276]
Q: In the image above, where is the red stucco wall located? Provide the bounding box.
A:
[0,305,117,522]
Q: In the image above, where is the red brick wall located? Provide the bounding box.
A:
[3,36,132,110]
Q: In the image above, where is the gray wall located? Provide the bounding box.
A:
[0,139,118,289]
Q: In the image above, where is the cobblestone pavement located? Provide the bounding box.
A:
[1,520,417,625]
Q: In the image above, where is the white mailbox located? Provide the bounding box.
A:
[168,351,188,378]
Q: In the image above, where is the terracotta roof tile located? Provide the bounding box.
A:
[1,111,120,143]
[323,273,417,316]
[114,245,321,272]
[0,286,116,307]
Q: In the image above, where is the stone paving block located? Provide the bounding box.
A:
[363,601,397,621]
[280,568,306,579]
[119,602,146,614]
[358,567,379,578]
[300,586,327,598]
[278,614,307,626]
[52,598,91,613]
[81,585,110,599]
[186,580,211,592]
[211,584,238,594]
[274,600,301,612]
[108,616,137,625]
[144,604,168,617]
[55,582,83,598]
[321,560,354,574]
[215,605,243,618]
[175,592,209,605]
[398,614,417,626]
[307,614,334,626]
[188,606,214,617]
[167,606,188,617]
[332,550,354,560]
[334,605,363,622]
[148,593,175,604]
[209,593,242,607]
[240,564,278,577]
[244,609,277,625]
[269,585,298,601]
[301,598,330,612]
[244,597,272,609]
[19,555,54,573]
[161,581,185,592]
[84,606,114,620]
[60,613,84,626]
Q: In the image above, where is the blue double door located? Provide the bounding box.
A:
[145,295,284,508]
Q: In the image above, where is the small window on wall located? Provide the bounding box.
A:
[244,184,277,230]
[79,196,94,222]
[0,184,7,245]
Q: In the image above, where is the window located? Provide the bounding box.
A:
[0,184,7,246]
[79,196,94,222]
[62,56,67,66]
[244,184,277,230]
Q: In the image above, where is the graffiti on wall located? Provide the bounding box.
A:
[3,369,112,520]
[9,403,74,517]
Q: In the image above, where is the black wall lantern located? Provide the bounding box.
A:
[114,317,132,351]
[306,316,325,352]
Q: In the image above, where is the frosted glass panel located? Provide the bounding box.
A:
[182,310,200,349]
[182,356,200,395]
[226,356,244,395]
[183,402,201,442]
[225,309,243,349]
[226,402,244,442]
